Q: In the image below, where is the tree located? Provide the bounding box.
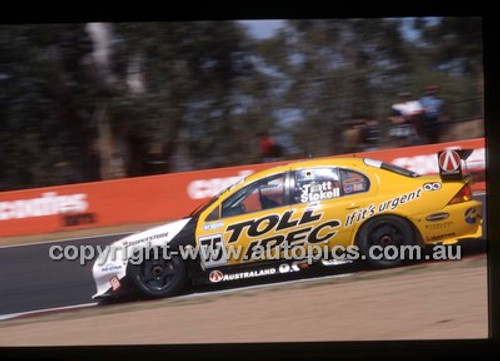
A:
[0,18,484,191]
[0,21,262,189]
[416,17,483,121]
[109,21,261,173]
[254,19,411,155]
[0,24,98,190]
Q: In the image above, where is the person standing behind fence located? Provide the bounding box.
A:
[389,92,424,146]
[359,116,381,151]
[258,131,283,163]
[420,85,445,144]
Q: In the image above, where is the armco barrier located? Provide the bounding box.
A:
[0,138,485,237]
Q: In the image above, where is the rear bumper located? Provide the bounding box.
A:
[413,200,483,245]
[431,218,483,245]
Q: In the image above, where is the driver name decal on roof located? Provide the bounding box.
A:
[300,181,340,202]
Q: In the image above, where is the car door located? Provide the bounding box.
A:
[288,166,372,250]
[196,171,292,269]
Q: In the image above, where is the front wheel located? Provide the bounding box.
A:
[128,250,186,299]
[356,215,416,268]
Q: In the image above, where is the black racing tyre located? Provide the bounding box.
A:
[356,215,416,268]
[127,248,186,299]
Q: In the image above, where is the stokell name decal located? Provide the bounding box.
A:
[299,181,339,203]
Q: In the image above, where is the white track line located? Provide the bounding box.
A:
[1,248,486,321]
[0,193,487,317]
[0,272,355,321]
[0,232,133,249]
[0,302,98,321]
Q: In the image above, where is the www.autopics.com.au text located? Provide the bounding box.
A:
[48,242,462,266]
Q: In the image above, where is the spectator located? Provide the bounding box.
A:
[359,117,381,151]
[341,118,364,153]
[389,92,425,145]
[341,114,380,153]
[258,131,283,163]
[388,108,421,147]
[420,85,445,144]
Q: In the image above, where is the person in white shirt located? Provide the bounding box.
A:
[389,92,425,145]
[392,92,424,117]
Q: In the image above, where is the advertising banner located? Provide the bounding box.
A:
[0,138,485,237]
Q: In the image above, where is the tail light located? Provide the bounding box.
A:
[448,183,472,204]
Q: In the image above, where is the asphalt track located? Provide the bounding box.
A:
[0,194,487,317]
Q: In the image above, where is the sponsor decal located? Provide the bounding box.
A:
[344,188,422,228]
[220,268,277,282]
[62,212,97,226]
[426,232,456,242]
[203,221,223,231]
[123,232,169,247]
[244,224,341,260]
[101,264,123,272]
[226,209,322,244]
[343,177,365,194]
[224,209,341,260]
[439,150,461,172]
[353,182,364,192]
[438,149,464,180]
[209,270,224,283]
[423,182,441,192]
[0,192,88,221]
[464,207,478,224]
[299,181,339,203]
[344,204,376,228]
[375,188,422,213]
[209,263,303,283]
[278,263,301,273]
[321,259,353,266]
[425,221,454,230]
[391,147,485,175]
[109,276,121,291]
[425,212,449,222]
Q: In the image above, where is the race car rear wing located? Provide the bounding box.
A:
[437,149,473,181]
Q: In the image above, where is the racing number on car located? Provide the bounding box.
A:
[198,234,228,268]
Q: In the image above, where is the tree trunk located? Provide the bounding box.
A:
[86,22,128,180]
[46,45,100,182]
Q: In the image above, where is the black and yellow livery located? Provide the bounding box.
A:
[92,153,482,301]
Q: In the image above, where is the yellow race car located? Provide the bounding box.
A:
[92,150,482,300]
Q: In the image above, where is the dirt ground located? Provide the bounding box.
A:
[0,256,487,345]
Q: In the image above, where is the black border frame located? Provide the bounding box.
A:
[1,1,498,360]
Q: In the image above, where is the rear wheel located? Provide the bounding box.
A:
[357,215,416,267]
[128,249,186,298]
